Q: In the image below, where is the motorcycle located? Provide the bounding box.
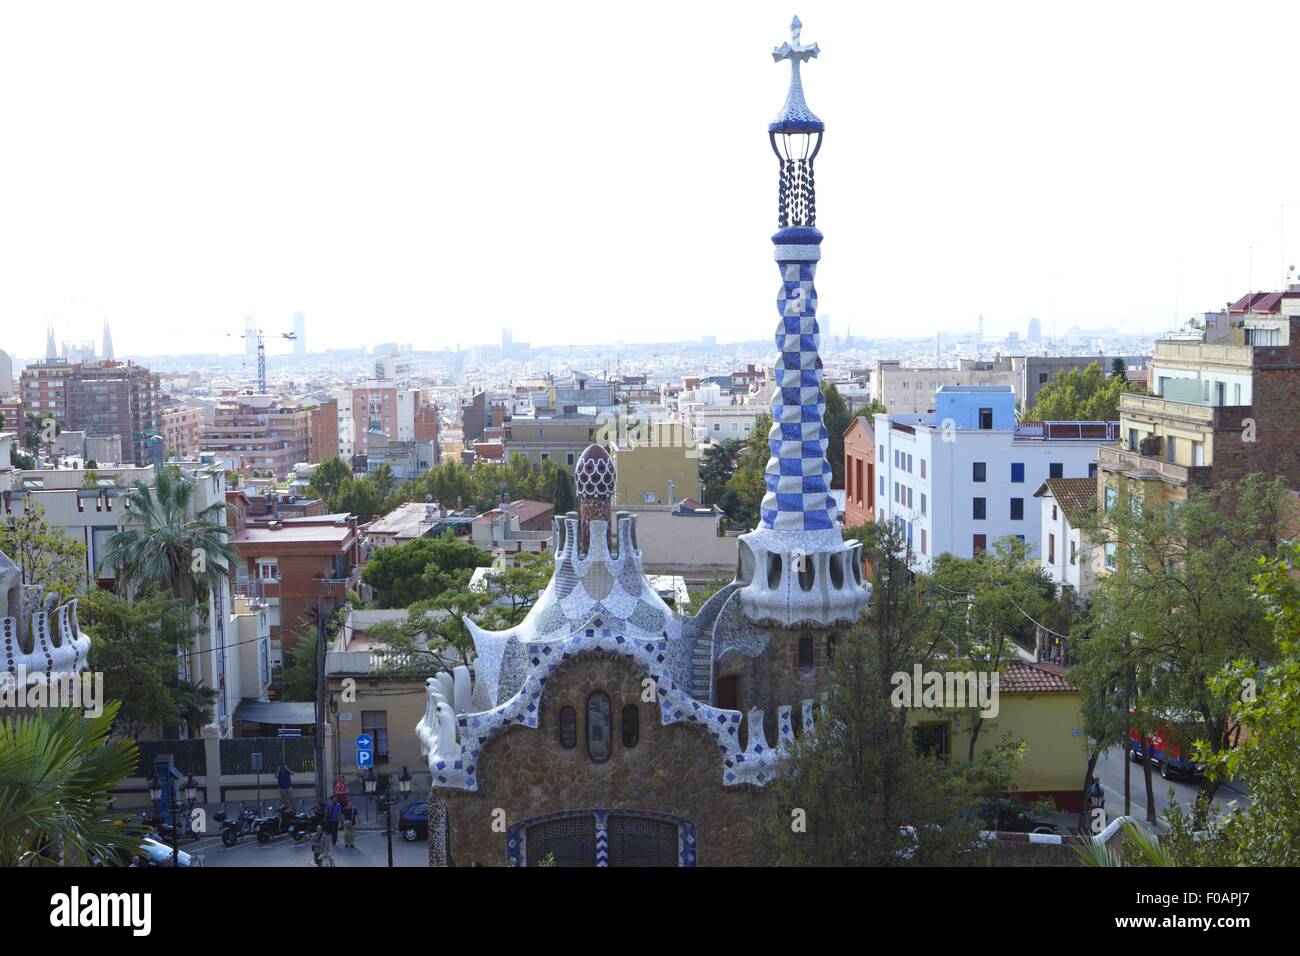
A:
[288,802,326,843]
[213,803,257,847]
[254,804,299,844]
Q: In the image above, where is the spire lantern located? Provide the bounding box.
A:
[770,15,822,229]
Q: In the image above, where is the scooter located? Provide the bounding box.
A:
[214,803,257,847]
[289,802,326,843]
[254,804,298,844]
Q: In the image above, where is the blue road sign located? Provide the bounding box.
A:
[356,749,373,768]
[356,733,373,750]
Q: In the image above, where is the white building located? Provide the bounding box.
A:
[872,386,1117,570]
[1034,477,1099,601]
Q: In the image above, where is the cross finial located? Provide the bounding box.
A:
[773,14,819,65]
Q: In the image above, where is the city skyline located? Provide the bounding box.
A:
[4,2,1300,358]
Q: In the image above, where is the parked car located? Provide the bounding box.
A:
[977,798,1059,835]
[398,800,428,842]
[1129,709,1203,779]
[95,837,199,867]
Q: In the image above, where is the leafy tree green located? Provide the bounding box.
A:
[1029,361,1144,422]
[822,380,851,489]
[700,439,741,506]
[308,456,353,504]
[1079,474,1285,823]
[361,531,492,608]
[717,413,771,529]
[0,701,148,866]
[81,588,206,740]
[0,501,88,595]
[281,630,319,703]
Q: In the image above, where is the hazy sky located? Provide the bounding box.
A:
[4,1,1299,359]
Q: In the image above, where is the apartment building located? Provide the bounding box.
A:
[228,508,362,661]
[308,399,340,463]
[159,403,203,457]
[873,386,1116,570]
[1098,291,1300,514]
[199,393,311,478]
[502,413,598,468]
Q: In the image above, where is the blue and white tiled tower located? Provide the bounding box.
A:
[736,16,870,628]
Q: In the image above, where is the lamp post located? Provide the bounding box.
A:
[366,766,411,868]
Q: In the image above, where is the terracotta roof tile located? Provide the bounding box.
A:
[1038,477,1096,528]
[1001,660,1074,695]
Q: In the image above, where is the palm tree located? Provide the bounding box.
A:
[105,465,236,605]
[0,702,147,866]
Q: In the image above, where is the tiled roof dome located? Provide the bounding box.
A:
[575,443,615,499]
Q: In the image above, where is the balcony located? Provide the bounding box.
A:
[1119,392,1215,425]
[1097,445,1209,485]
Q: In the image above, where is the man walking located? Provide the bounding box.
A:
[324,795,342,845]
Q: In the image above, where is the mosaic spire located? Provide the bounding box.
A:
[760,16,833,534]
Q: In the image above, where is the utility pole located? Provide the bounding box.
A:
[314,597,327,805]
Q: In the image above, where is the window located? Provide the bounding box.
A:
[1104,487,1117,511]
[1048,533,1056,563]
[798,636,814,667]
[826,635,836,661]
[1051,504,1058,521]
[879,474,885,497]
[1104,542,1117,570]
[973,534,987,554]
[558,706,577,748]
[973,462,986,482]
[973,497,986,520]
[1128,428,1139,451]
[920,492,927,516]
[586,693,612,763]
[621,705,640,748]
[978,408,994,429]
[914,723,950,759]
[879,445,885,462]
[906,486,913,509]
[361,711,389,762]
[1049,462,1064,479]
[894,449,900,467]
[1011,462,1025,483]
[920,528,927,555]
[1039,372,1049,384]
[566,453,575,466]
[1166,436,1177,463]
[643,491,656,503]
[1010,497,1024,520]
[1070,541,1077,565]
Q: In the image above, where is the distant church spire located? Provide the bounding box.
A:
[45,323,57,361]
[102,320,114,361]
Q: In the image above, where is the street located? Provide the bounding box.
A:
[1091,746,1250,831]
[184,823,429,867]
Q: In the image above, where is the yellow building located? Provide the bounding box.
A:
[611,422,702,507]
[502,414,598,469]
[907,660,1088,812]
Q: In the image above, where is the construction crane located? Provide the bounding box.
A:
[228,323,296,393]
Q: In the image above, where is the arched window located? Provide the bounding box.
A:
[586,692,612,763]
[558,706,577,749]
[826,634,837,662]
[621,704,640,748]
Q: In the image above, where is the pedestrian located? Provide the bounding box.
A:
[324,795,342,845]
[334,775,351,807]
[311,825,330,867]
[276,763,293,807]
[1090,776,1105,812]
[342,801,357,848]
